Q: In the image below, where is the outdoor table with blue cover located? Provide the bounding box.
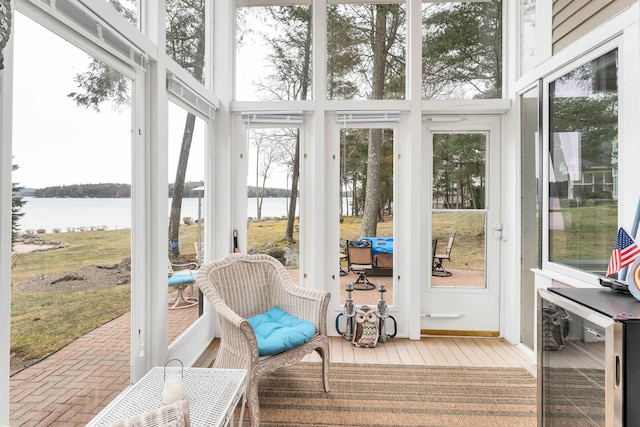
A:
[358,237,394,255]
[356,237,394,274]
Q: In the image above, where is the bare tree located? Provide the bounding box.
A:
[270,128,301,241]
[251,130,286,220]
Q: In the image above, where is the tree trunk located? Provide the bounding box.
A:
[351,174,358,216]
[168,21,205,256]
[285,14,311,241]
[256,145,261,220]
[360,5,388,238]
[361,128,383,237]
[259,167,269,220]
[285,132,300,241]
[169,113,196,256]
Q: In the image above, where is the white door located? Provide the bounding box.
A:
[421,116,501,335]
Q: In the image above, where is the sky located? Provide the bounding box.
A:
[11,13,205,190]
[235,8,277,102]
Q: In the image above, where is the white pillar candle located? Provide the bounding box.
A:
[162,375,185,404]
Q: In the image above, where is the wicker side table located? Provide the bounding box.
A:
[87,367,246,427]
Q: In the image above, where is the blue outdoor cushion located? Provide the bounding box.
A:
[247,306,316,356]
[168,271,196,286]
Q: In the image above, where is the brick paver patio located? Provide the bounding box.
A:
[9,299,198,426]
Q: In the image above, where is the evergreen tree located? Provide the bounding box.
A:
[12,164,25,247]
[422,1,502,99]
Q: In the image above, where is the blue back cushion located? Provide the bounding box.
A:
[247,306,316,356]
[168,271,196,286]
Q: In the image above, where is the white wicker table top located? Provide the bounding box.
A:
[87,367,247,427]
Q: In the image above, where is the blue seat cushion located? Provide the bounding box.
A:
[168,271,196,286]
[247,306,316,356]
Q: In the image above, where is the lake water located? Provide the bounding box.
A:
[17,197,296,233]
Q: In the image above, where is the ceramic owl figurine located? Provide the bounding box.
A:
[352,305,379,348]
[542,306,569,351]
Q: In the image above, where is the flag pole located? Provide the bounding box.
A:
[620,196,640,281]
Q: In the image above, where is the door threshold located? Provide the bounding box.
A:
[421,329,499,338]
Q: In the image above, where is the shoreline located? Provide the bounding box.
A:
[12,243,67,254]
[17,196,299,233]
[11,236,70,254]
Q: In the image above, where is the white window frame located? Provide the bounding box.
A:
[540,38,622,285]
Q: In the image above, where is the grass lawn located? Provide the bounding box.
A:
[11,285,131,363]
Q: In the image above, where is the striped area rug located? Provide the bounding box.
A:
[242,362,537,426]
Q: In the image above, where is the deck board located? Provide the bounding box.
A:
[194,335,536,376]
[448,338,474,366]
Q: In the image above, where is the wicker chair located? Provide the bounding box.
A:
[108,399,190,426]
[196,253,331,427]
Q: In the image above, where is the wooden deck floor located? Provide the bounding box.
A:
[195,336,537,377]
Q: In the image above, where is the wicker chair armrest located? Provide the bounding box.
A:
[276,286,331,336]
[280,280,325,300]
[109,399,190,427]
[210,299,260,369]
[209,297,244,327]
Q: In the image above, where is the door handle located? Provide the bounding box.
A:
[422,313,465,318]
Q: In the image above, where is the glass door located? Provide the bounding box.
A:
[422,116,501,335]
[339,126,395,307]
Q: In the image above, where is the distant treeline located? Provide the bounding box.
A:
[27,182,290,198]
[247,186,291,198]
[32,183,131,198]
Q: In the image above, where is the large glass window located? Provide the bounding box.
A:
[236,4,313,101]
[339,127,395,305]
[11,13,132,378]
[520,0,535,76]
[108,0,139,29]
[166,0,206,84]
[422,0,502,99]
[432,133,487,288]
[246,126,301,284]
[548,49,618,275]
[167,102,206,340]
[327,3,406,100]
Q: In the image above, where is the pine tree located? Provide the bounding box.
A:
[12,164,25,247]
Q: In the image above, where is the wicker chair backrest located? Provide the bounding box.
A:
[198,254,292,319]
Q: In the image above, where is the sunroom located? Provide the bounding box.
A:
[2,0,640,425]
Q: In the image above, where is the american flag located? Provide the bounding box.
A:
[607,228,640,277]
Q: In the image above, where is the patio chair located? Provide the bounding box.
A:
[346,240,375,290]
[432,231,456,277]
[168,260,199,309]
[194,242,204,265]
[196,253,331,427]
